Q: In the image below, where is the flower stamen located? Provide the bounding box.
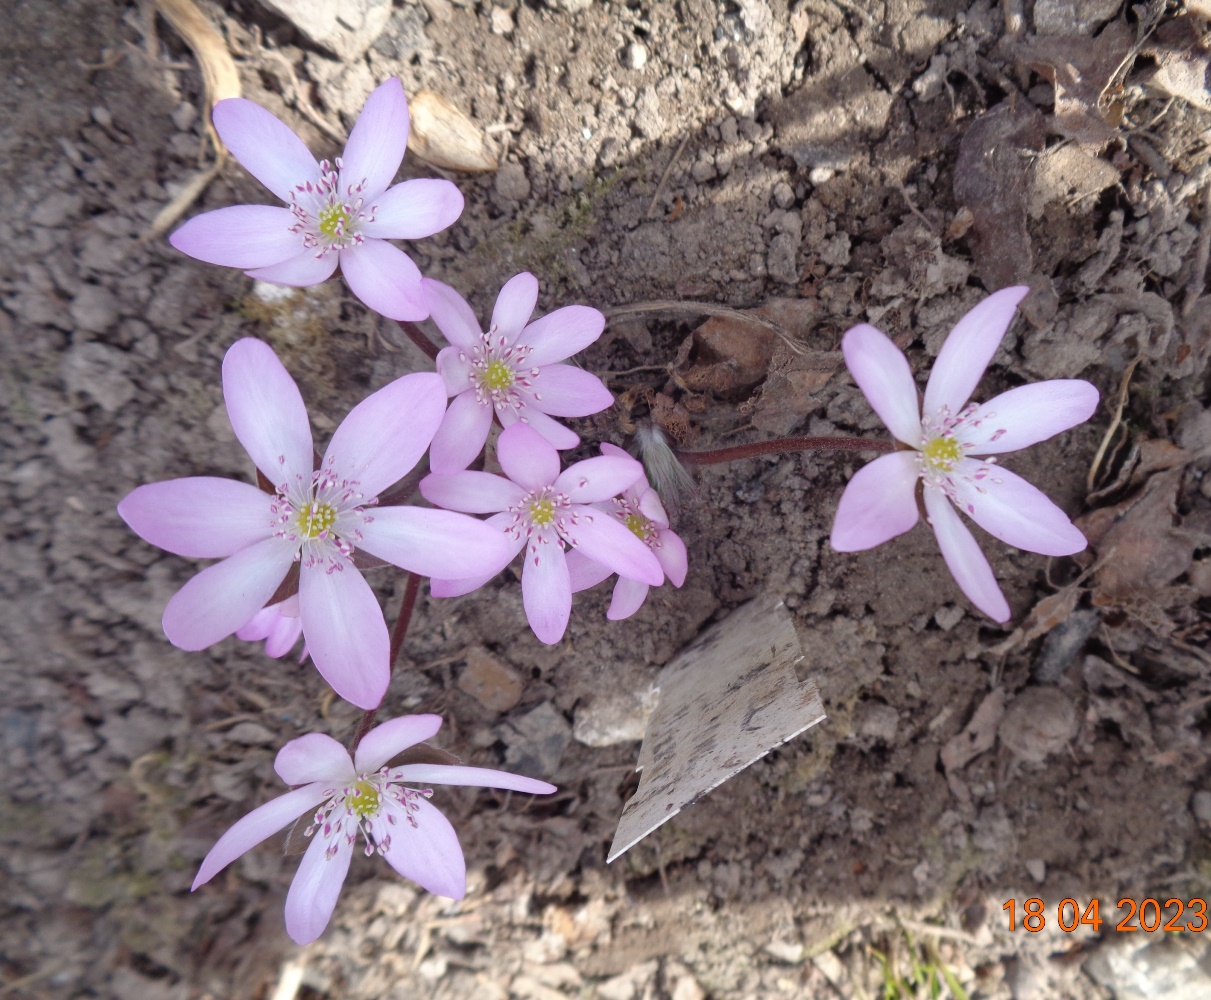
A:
[922,435,962,472]
[297,501,338,539]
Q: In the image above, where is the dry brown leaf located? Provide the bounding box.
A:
[407,90,498,173]
[1086,466,1195,604]
[682,299,821,397]
[1019,20,1136,145]
[953,98,1047,290]
[1144,14,1211,112]
[749,343,840,436]
[986,583,1082,657]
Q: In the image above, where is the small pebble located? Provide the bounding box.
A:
[624,41,647,69]
[1193,790,1211,825]
[171,102,197,132]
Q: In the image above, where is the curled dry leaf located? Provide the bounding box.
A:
[146,0,241,240]
[407,90,498,173]
[940,688,1005,803]
[682,299,823,394]
[154,0,241,153]
[953,98,1046,290]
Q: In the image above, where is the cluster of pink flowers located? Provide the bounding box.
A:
[120,77,1099,945]
[121,78,687,943]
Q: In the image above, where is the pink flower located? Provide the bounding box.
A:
[118,338,515,709]
[236,596,307,661]
[829,287,1099,622]
[566,443,688,619]
[419,423,665,644]
[423,273,613,472]
[169,78,462,321]
[191,715,556,945]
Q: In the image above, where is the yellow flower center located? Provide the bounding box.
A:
[349,779,380,819]
[297,502,337,539]
[528,496,556,526]
[625,512,654,542]
[482,359,515,392]
[922,435,962,471]
[318,204,349,238]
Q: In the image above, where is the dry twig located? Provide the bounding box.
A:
[1086,355,1141,494]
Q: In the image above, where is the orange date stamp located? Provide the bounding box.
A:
[1003,897,1209,933]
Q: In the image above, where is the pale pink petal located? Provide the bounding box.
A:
[491,273,539,342]
[360,178,463,238]
[212,98,321,202]
[923,488,1010,622]
[118,477,273,558]
[947,460,1087,557]
[565,548,614,592]
[245,248,339,287]
[497,423,559,490]
[299,563,389,710]
[420,471,526,513]
[637,487,669,526]
[192,783,331,890]
[163,537,298,650]
[263,610,305,659]
[956,380,1100,455]
[276,733,355,786]
[607,577,650,620]
[923,286,1030,415]
[522,541,572,644]
[599,442,630,461]
[566,509,664,585]
[340,240,426,321]
[840,324,923,448]
[223,338,314,485]
[233,595,305,658]
[236,604,278,641]
[530,364,614,418]
[554,454,644,502]
[284,825,353,945]
[506,408,580,450]
[428,392,494,473]
[357,507,518,578]
[353,714,444,773]
[391,764,556,794]
[339,77,409,198]
[423,278,482,349]
[654,529,688,586]
[430,575,497,598]
[169,206,300,268]
[323,371,446,496]
[515,305,605,366]
[380,796,466,899]
[429,513,522,596]
[238,597,302,653]
[829,451,921,552]
[436,346,475,395]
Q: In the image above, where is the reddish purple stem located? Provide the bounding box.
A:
[398,320,441,361]
[350,572,421,752]
[678,436,894,465]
